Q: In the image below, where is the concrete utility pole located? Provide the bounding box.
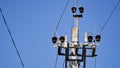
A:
[70,16,79,68]
[70,6,84,68]
[52,5,101,68]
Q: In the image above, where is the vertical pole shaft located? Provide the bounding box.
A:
[65,48,67,68]
[65,54,67,68]
[71,17,79,68]
[83,46,86,68]
[65,43,69,68]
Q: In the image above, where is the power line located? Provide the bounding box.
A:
[54,0,71,36]
[54,0,70,67]
[76,0,79,4]
[54,1,71,67]
[100,0,120,35]
[62,60,65,68]
[96,1,120,67]
[94,57,96,68]
[54,52,58,68]
[0,8,25,68]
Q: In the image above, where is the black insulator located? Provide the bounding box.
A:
[75,48,78,55]
[52,36,57,43]
[88,36,93,42]
[58,47,61,54]
[71,7,77,13]
[92,48,96,56]
[79,7,84,13]
[95,35,101,42]
[73,14,82,18]
[59,36,65,43]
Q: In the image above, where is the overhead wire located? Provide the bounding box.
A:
[100,0,120,35]
[94,57,97,68]
[62,60,65,68]
[54,52,58,68]
[54,0,71,36]
[76,0,79,4]
[95,1,120,68]
[0,8,25,68]
[54,1,71,68]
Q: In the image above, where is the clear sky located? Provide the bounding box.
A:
[0,0,120,68]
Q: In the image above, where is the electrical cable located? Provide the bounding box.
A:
[94,57,97,68]
[54,1,71,68]
[100,0,120,35]
[76,0,79,4]
[54,0,71,36]
[54,52,58,68]
[62,60,65,68]
[0,8,25,68]
[94,1,120,68]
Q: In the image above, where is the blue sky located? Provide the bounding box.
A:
[0,0,120,68]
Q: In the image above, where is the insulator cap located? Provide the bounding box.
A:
[52,37,57,43]
[71,7,77,13]
[88,36,93,42]
[79,7,84,13]
[95,35,101,42]
[59,36,65,43]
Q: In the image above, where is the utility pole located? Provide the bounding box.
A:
[52,4,101,68]
[70,7,82,68]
